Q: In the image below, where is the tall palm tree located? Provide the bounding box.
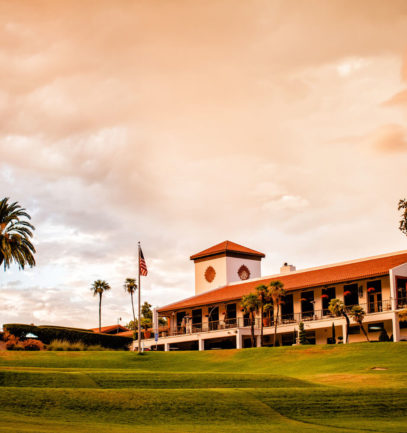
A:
[91,280,111,333]
[124,278,137,325]
[349,305,369,342]
[256,284,271,347]
[328,298,350,343]
[0,198,36,271]
[269,280,285,347]
[241,293,260,348]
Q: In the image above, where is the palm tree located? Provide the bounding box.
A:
[0,198,36,271]
[124,278,137,325]
[241,293,260,347]
[91,280,111,333]
[328,298,350,343]
[256,284,271,347]
[349,305,369,342]
[269,280,285,347]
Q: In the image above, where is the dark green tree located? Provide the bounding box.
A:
[299,321,308,345]
[0,198,36,271]
[329,299,350,343]
[91,280,111,333]
[349,305,369,342]
[241,293,260,347]
[269,280,285,347]
[124,278,137,325]
[331,322,336,344]
[256,284,271,347]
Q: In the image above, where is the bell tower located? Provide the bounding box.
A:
[190,240,265,295]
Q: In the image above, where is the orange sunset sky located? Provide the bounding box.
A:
[1,0,407,328]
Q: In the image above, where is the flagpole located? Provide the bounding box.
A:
[137,241,141,354]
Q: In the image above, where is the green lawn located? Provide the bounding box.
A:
[0,343,406,432]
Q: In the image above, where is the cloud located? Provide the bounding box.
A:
[370,124,407,153]
[1,1,407,328]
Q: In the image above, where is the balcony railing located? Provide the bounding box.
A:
[397,297,407,309]
[161,299,393,337]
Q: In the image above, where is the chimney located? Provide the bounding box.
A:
[280,262,296,274]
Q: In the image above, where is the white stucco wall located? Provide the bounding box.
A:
[194,256,227,295]
[225,256,261,284]
[194,255,262,295]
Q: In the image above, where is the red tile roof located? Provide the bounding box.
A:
[116,330,134,337]
[190,240,265,260]
[90,324,130,334]
[159,250,407,313]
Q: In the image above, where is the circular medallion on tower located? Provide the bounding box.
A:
[238,265,250,280]
[204,266,216,283]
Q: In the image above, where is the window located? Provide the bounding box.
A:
[322,287,335,315]
[192,309,202,327]
[225,303,237,327]
[397,278,407,308]
[344,283,359,307]
[301,291,314,319]
[368,322,384,332]
[367,280,382,313]
[348,326,360,335]
[281,294,294,321]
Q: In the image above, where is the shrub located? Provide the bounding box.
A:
[299,322,308,345]
[47,340,85,351]
[4,332,24,351]
[4,324,132,350]
[22,339,44,351]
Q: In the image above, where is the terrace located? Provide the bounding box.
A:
[158,299,394,337]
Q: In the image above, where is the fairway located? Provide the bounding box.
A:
[1,343,407,432]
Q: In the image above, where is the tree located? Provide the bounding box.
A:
[124,278,137,325]
[349,305,369,342]
[298,321,308,345]
[269,280,285,347]
[0,198,36,271]
[142,301,153,320]
[331,322,336,344]
[126,301,167,331]
[241,293,260,347]
[256,284,271,347]
[328,299,350,343]
[398,199,407,236]
[91,280,111,333]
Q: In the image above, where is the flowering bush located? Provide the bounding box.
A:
[367,287,375,293]
[321,294,329,299]
[22,339,44,351]
[343,291,351,296]
[4,332,24,351]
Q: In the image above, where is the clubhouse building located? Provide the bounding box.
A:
[135,241,407,351]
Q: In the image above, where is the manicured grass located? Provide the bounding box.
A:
[1,343,406,432]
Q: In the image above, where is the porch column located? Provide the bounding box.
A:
[198,338,205,351]
[392,312,400,342]
[342,322,348,344]
[236,330,243,349]
[256,335,261,348]
[164,342,170,352]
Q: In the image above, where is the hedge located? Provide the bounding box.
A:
[3,324,133,350]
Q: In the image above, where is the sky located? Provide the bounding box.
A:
[1,0,407,329]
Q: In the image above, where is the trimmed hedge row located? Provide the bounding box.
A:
[3,324,133,350]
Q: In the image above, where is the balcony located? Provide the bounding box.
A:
[160,299,393,337]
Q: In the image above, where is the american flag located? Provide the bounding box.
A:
[139,248,148,276]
